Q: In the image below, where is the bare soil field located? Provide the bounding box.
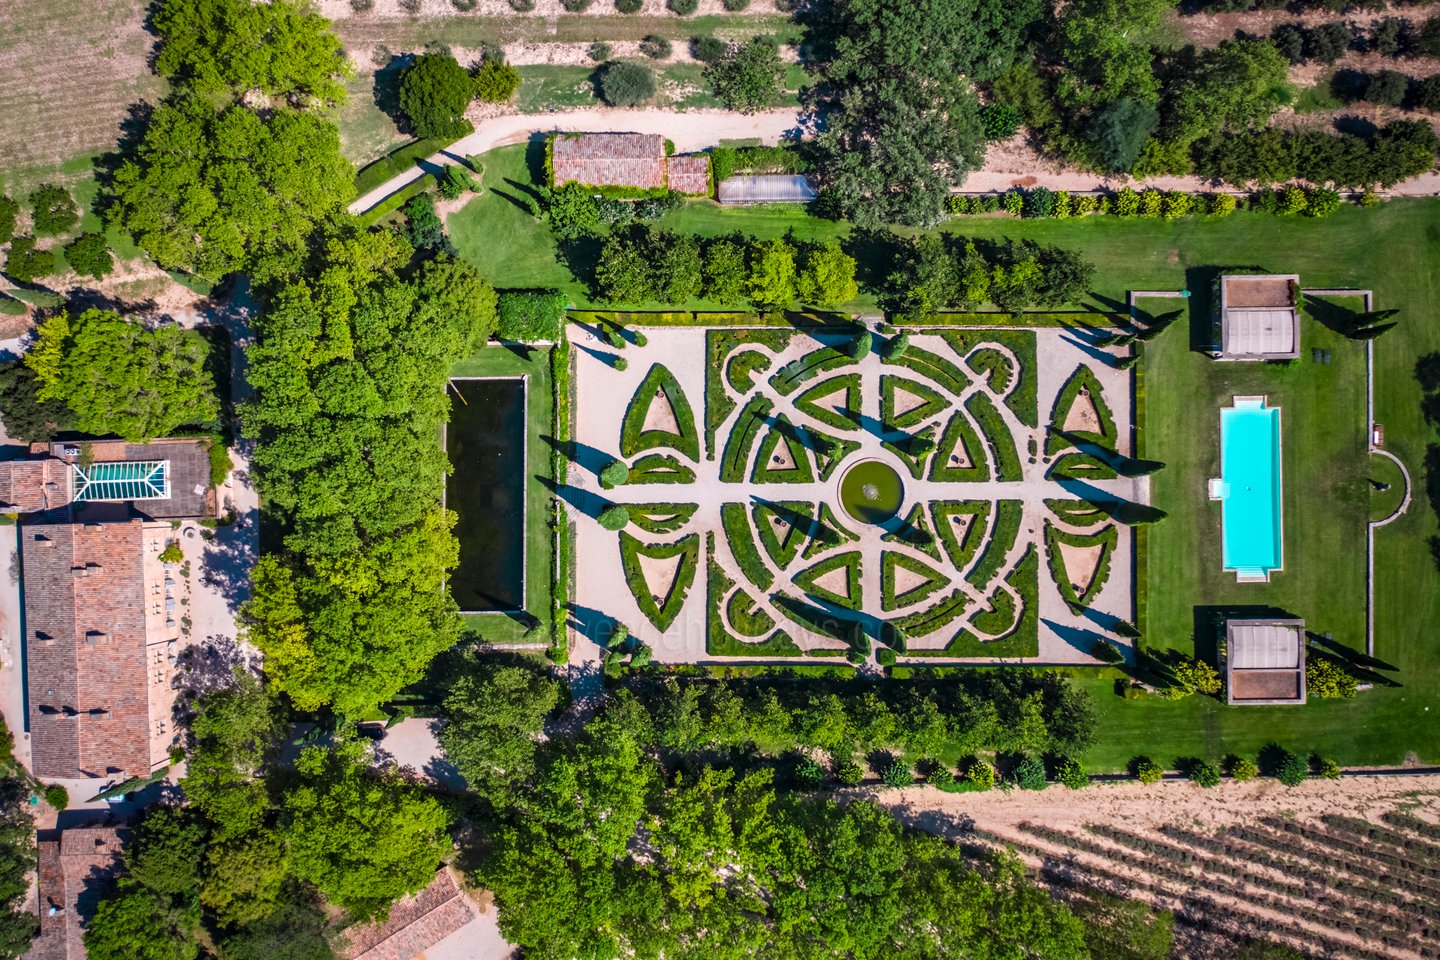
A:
[0,0,165,174]
[876,775,1440,959]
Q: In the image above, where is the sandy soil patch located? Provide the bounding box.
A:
[891,564,930,598]
[810,563,849,598]
[891,383,932,420]
[1061,388,1102,435]
[639,384,681,435]
[766,431,796,470]
[636,550,683,606]
[1055,540,1103,599]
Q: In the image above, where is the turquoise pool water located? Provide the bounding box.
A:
[1219,399,1282,576]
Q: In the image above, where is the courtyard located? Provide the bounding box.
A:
[571,320,1141,666]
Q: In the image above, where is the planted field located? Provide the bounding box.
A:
[0,0,165,174]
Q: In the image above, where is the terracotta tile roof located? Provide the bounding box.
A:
[551,134,666,189]
[27,826,128,960]
[667,155,710,196]
[24,520,156,780]
[335,869,477,960]
[0,459,70,514]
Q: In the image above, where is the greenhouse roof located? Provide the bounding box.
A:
[71,460,170,502]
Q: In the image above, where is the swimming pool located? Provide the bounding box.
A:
[1218,398,1283,579]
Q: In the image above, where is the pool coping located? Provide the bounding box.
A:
[1215,395,1285,583]
[445,375,529,616]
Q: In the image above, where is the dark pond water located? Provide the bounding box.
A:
[447,378,525,612]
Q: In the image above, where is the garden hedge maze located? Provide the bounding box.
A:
[581,324,1137,665]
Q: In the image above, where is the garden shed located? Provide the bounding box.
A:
[1218,274,1301,360]
[1225,618,1307,705]
[717,174,818,205]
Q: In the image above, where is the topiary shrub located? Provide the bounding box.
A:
[44,785,68,811]
[1012,755,1047,790]
[881,759,915,788]
[1054,757,1088,790]
[834,757,864,786]
[600,460,630,489]
[1305,187,1342,218]
[1024,187,1055,219]
[589,41,613,62]
[561,0,593,10]
[1189,760,1221,788]
[1002,190,1024,217]
[614,357,629,372]
[723,0,751,8]
[667,0,698,13]
[1131,756,1163,784]
[640,35,672,59]
[961,758,996,791]
[1229,755,1259,782]
[876,647,896,666]
[795,756,826,788]
[615,0,643,10]
[600,61,656,106]
[1208,193,1237,217]
[1316,756,1342,780]
[1274,749,1308,787]
[598,504,630,530]
[1090,639,1123,663]
[927,763,956,789]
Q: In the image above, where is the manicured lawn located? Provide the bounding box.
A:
[449,344,556,646]
[449,143,1440,767]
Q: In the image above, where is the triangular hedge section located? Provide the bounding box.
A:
[621,362,700,461]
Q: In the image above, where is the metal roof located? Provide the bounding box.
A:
[717,174,818,204]
[71,460,170,502]
[1222,308,1299,358]
[1229,622,1301,669]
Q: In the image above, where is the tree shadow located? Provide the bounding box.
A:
[558,236,604,295]
[1040,618,1116,660]
[525,133,551,186]
[538,475,607,519]
[540,433,611,477]
[372,53,414,133]
[566,602,623,648]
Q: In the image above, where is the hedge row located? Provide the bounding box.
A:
[719,394,774,482]
[627,452,696,484]
[354,134,461,195]
[940,329,1039,427]
[939,545,1039,659]
[966,500,1024,590]
[881,550,949,612]
[705,329,793,457]
[946,184,1359,223]
[933,501,991,572]
[965,391,1023,482]
[628,502,699,536]
[705,535,803,658]
[720,502,774,591]
[620,362,700,461]
[619,531,698,631]
[1046,363,1117,455]
[930,412,989,483]
[1044,521,1119,612]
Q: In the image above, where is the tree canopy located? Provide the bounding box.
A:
[282,739,450,920]
[808,0,1007,226]
[241,231,497,714]
[153,0,349,104]
[25,308,219,442]
[399,53,476,139]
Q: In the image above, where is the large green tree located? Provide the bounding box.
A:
[438,658,565,804]
[153,0,349,103]
[282,739,450,920]
[83,884,200,960]
[705,37,786,114]
[808,0,1035,226]
[1056,0,1171,109]
[108,94,353,281]
[242,231,496,714]
[25,308,219,442]
[399,53,476,139]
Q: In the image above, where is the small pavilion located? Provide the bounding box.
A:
[1225,618,1307,705]
[1217,275,1301,361]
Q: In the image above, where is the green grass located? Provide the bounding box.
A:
[1292,77,1342,114]
[449,344,556,645]
[335,71,407,167]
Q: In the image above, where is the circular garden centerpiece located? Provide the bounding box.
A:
[839,458,904,525]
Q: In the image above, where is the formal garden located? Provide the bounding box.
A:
[569,316,1148,667]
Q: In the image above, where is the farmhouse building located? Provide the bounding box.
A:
[26,824,128,960]
[549,134,712,194]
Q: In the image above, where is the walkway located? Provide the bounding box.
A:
[349,106,1440,216]
[348,107,804,215]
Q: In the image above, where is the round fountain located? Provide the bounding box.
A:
[838,459,904,525]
